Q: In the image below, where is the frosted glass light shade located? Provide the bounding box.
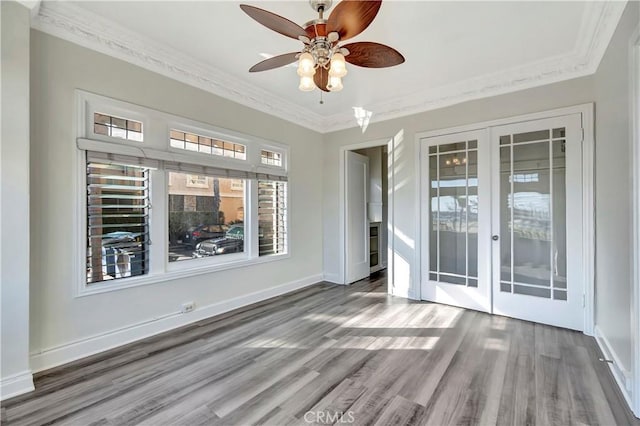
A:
[299,75,315,91]
[297,52,315,77]
[329,53,347,78]
[328,76,343,92]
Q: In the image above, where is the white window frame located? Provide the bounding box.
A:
[74,91,290,297]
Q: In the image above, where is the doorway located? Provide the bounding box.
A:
[344,143,390,285]
[420,112,586,330]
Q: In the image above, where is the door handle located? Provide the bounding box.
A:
[492,235,499,241]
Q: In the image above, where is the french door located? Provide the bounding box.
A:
[420,130,492,313]
[421,114,584,330]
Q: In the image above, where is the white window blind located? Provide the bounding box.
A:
[86,156,150,284]
[82,148,287,182]
[258,180,287,256]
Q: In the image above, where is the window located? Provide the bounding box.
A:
[86,160,149,284]
[170,129,246,160]
[94,113,143,142]
[77,91,289,293]
[261,149,282,167]
[168,173,245,262]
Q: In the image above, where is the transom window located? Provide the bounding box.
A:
[261,149,282,167]
[94,112,143,142]
[170,129,246,160]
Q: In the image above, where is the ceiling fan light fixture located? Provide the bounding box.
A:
[241,2,405,94]
[327,75,343,92]
[328,52,347,78]
[297,52,316,77]
[299,75,316,91]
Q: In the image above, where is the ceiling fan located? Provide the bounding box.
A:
[240,0,405,93]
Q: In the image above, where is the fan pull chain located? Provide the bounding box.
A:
[319,91,324,105]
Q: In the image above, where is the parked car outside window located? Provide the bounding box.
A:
[193,224,244,257]
[182,224,228,247]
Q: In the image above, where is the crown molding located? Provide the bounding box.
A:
[31,1,626,134]
[32,1,326,134]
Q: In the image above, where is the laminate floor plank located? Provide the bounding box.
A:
[495,320,536,426]
[2,273,637,426]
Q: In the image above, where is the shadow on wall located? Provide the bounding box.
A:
[387,128,417,299]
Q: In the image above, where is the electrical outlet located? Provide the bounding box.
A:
[181,302,195,313]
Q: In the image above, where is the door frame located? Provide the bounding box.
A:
[415,103,595,334]
[339,137,396,292]
[630,26,640,417]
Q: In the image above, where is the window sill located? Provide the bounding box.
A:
[75,252,290,297]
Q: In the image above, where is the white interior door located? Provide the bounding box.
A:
[420,130,492,313]
[491,115,583,330]
[345,151,370,284]
[421,114,585,330]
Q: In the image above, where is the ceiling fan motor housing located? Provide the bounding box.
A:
[308,38,333,68]
[310,0,332,13]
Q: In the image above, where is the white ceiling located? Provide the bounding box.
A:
[31,1,626,133]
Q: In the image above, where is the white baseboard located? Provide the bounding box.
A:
[0,371,34,401]
[323,272,343,285]
[594,326,633,409]
[389,285,412,299]
[30,274,323,373]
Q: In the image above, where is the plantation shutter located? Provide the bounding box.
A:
[86,156,150,284]
[258,180,288,256]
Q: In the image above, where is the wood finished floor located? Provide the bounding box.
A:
[2,272,638,426]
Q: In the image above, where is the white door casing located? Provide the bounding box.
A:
[345,150,370,284]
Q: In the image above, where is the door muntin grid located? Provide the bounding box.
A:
[429,140,478,287]
[499,128,567,300]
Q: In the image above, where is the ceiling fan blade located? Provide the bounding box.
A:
[342,42,405,68]
[314,67,329,92]
[240,4,307,40]
[327,0,382,41]
[249,52,300,72]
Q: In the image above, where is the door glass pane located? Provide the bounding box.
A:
[429,156,438,278]
[500,146,512,285]
[499,128,567,301]
[513,142,550,287]
[428,140,478,287]
[513,284,550,298]
[468,150,478,280]
[441,274,466,285]
[439,152,467,279]
[552,139,567,292]
[513,129,550,144]
[440,141,466,153]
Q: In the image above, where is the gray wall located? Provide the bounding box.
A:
[323,76,595,295]
[29,30,324,366]
[1,1,34,397]
[594,0,639,376]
